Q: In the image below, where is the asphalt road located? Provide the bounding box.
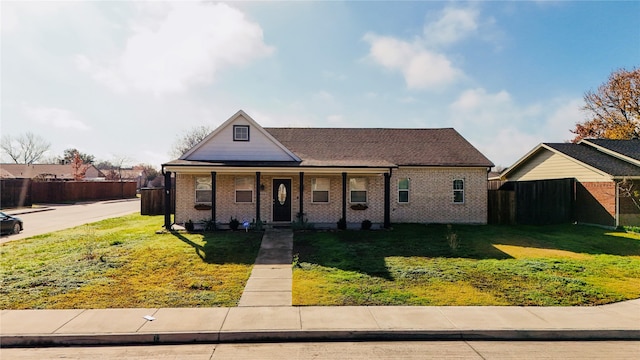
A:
[1,198,141,244]
[3,341,640,359]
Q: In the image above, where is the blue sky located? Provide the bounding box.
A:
[2,1,638,168]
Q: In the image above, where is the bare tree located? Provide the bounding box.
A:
[572,68,640,142]
[1,132,51,164]
[169,125,212,159]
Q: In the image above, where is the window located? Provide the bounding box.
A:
[349,177,367,203]
[195,177,212,203]
[453,179,464,203]
[312,178,330,203]
[398,178,409,203]
[233,125,249,141]
[235,177,254,203]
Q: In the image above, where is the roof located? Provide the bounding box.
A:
[264,128,493,167]
[582,139,640,162]
[164,110,493,169]
[501,139,640,179]
[544,143,640,177]
[0,164,105,180]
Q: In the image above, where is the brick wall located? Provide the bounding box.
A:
[391,167,488,224]
[575,181,616,227]
[175,167,489,226]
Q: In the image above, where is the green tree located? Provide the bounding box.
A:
[63,148,95,164]
[572,68,640,142]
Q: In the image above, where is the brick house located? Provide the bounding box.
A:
[0,164,105,181]
[499,139,640,227]
[161,110,494,229]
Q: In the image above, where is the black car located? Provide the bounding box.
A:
[0,212,23,235]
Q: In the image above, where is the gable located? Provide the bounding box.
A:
[182,110,300,162]
[506,148,609,182]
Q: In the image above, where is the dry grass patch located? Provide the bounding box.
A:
[0,214,263,309]
[293,224,640,306]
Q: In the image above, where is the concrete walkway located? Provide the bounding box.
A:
[238,229,293,306]
[2,228,640,347]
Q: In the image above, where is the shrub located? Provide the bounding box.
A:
[202,218,216,231]
[229,217,240,231]
[361,219,372,230]
[337,217,347,230]
[184,219,194,232]
[251,218,265,231]
[292,212,314,230]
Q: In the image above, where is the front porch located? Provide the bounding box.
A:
[162,168,392,230]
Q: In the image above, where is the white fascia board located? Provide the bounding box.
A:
[163,165,391,175]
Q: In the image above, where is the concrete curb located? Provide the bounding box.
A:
[3,207,54,216]
[3,329,639,348]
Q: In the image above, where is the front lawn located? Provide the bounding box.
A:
[0,214,263,309]
[293,224,640,306]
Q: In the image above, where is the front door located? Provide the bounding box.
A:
[272,179,292,222]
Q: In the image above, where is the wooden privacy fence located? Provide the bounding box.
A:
[30,181,137,204]
[140,188,174,215]
[488,178,574,225]
[1,179,33,208]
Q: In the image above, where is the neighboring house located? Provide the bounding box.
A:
[0,164,105,181]
[499,139,640,227]
[161,110,494,229]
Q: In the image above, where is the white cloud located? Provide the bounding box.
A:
[449,88,582,167]
[545,98,583,141]
[24,105,90,131]
[363,34,462,90]
[423,6,479,46]
[76,2,273,95]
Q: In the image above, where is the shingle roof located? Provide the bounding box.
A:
[0,164,105,179]
[585,139,640,161]
[545,142,640,177]
[265,128,493,167]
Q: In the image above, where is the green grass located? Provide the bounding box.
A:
[292,224,640,306]
[0,214,263,309]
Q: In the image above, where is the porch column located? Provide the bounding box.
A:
[164,171,172,230]
[342,172,347,223]
[211,171,217,226]
[384,172,391,228]
[299,172,304,219]
[255,172,261,224]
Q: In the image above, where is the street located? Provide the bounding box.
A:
[1,198,141,244]
[2,341,639,359]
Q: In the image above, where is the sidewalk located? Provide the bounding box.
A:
[2,301,639,347]
[2,229,640,347]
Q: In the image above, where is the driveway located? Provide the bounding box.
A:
[1,198,141,244]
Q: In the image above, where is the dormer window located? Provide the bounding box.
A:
[233,125,249,141]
